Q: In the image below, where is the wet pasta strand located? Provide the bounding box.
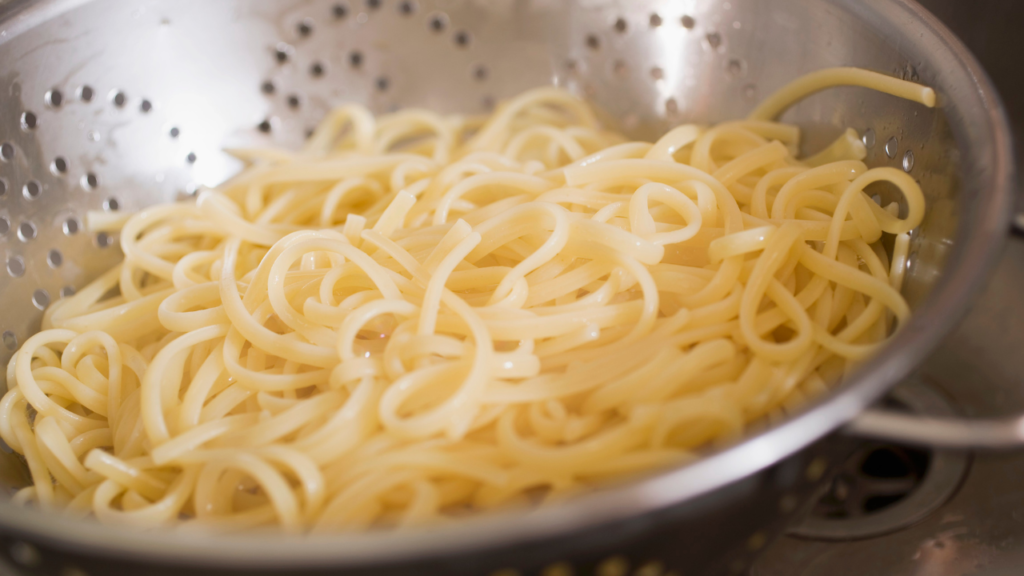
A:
[0,68,932,531]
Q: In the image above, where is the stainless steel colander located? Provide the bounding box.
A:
[0,0,1013,575]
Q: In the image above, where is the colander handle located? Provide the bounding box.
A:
[845,410,1024,449]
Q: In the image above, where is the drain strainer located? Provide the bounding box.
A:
[787,378,970,540]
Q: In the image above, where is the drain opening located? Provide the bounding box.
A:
[787,379,970,540]
[811,441,929,521]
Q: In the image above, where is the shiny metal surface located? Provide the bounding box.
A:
[789,380,970,540]
[756,2,1024,572]
[848,408,1024,448]
[837,0,1024,451]
[0,0,1013,572]
[755,235,1024,576]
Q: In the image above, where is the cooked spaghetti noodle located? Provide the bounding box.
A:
[0,68,933,531]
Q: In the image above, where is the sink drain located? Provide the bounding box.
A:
[787,378,970,540]
[811,442,930,520]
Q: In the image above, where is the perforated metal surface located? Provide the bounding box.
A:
[0,0,976,376]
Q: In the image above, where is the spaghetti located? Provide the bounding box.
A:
[0,68,933,531]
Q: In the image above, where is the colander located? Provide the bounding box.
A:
[0,0,1014,575]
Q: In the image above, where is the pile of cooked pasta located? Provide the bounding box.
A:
[0,68,932,531]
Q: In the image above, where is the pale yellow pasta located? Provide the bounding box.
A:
[0,68,932,531]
